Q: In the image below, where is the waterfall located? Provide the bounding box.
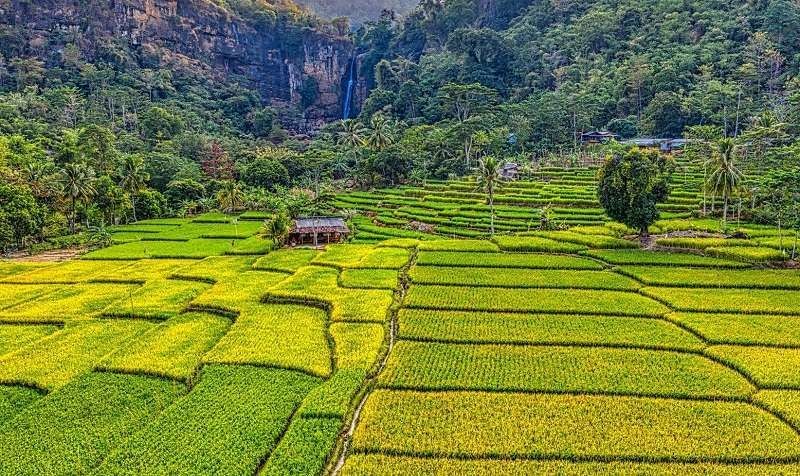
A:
[342,55,357,119]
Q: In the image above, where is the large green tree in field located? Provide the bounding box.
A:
[598,148,673,238]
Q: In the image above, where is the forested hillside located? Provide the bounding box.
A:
[0,0,798,252]
[355,0,800,141]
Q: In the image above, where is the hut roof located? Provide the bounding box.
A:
[291,217,350,234]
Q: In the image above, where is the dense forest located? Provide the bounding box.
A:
[0,0,799,251]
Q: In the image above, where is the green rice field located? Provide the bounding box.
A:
[0,205,799,475]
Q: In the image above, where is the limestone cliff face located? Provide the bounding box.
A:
[0,0,353,130]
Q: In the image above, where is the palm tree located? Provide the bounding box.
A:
[366,114,395,151]
[119,154,149,222]
[337,119,366,149]
[216,180,244,213]
[59,163,96,233]
[706,138,743,226]
[476,156,504,236]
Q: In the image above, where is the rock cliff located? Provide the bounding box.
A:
[0,0,354,130]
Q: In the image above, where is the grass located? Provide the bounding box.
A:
[0,284,60,311]
[352,390,800,460]
[409,267,639,290]
[258,416,341,476]
[655,237,754,250]
[583,249,749,268]
[617,266,800,289]
[1,259,131,284]
[226,235,272,255]
[0,385,41,422]
[0,261,51,279]
[491,236,587,253]
[417,240,499,252]
[707,346,800,388]
[98,365,319,475]
[415,252,603,269]
[340,268,399,289]
[253,249,319,273]
[296,368,368,418]
[267,266,394,323]
[93,259,193,282]
[170,255,257,282]
[398,309,703,350]
[755,390,800,430]
[526,231,637,249]
[405,285,669,317]
[0,324,59,356]
[97,312,230,382]
[380,341,752,398]
[331,323,385,370]
[203,303,332,378]
[312,245,410,269]
[0,283,138,322]
[669,312,800,346]
[191,270,289,312]
[341,455,800,475]
[0,320,151,390]
[103,279,211,320]
[83,239,235,259]
[642,287,800,315]
[707,246,787,263]
[0,372,183,475]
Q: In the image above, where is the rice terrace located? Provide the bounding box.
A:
[2,0,800,474]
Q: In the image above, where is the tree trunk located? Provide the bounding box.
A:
[722,194,728,228]
[131,197,137,222]
[489,188,495,236]
[70,195,76,234]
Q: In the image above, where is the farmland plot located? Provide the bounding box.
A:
[343,247,800,474]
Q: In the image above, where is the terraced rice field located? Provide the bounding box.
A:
[0,215,407,475]
[1,209,799,475]
[340,240,800,475]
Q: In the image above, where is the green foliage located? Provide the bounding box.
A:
[381,341,751,398]
[0,372,183,475]
[597,148,673,235]
[259,416,341,476]
[410,266,638,290]
[98,365,320,475]
[353,390,800,459]
[405,285,668,317]
[416,251,602,269]
[399,309,702,349]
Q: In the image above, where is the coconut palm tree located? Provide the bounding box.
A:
[216,180,244,213]
[118,154,149,222]
[706,138,744,226]
[337,119,366,149]
[366,114,395,151]
[59,163,96,233]
[476,155,504,236]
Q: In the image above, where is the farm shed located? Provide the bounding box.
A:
[499,162,521,180]
[288,217,350,246]
[580,130,619,144]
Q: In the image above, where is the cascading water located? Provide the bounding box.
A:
[342,55,357,119]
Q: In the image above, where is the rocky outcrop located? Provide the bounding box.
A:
[0,0,353,130]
